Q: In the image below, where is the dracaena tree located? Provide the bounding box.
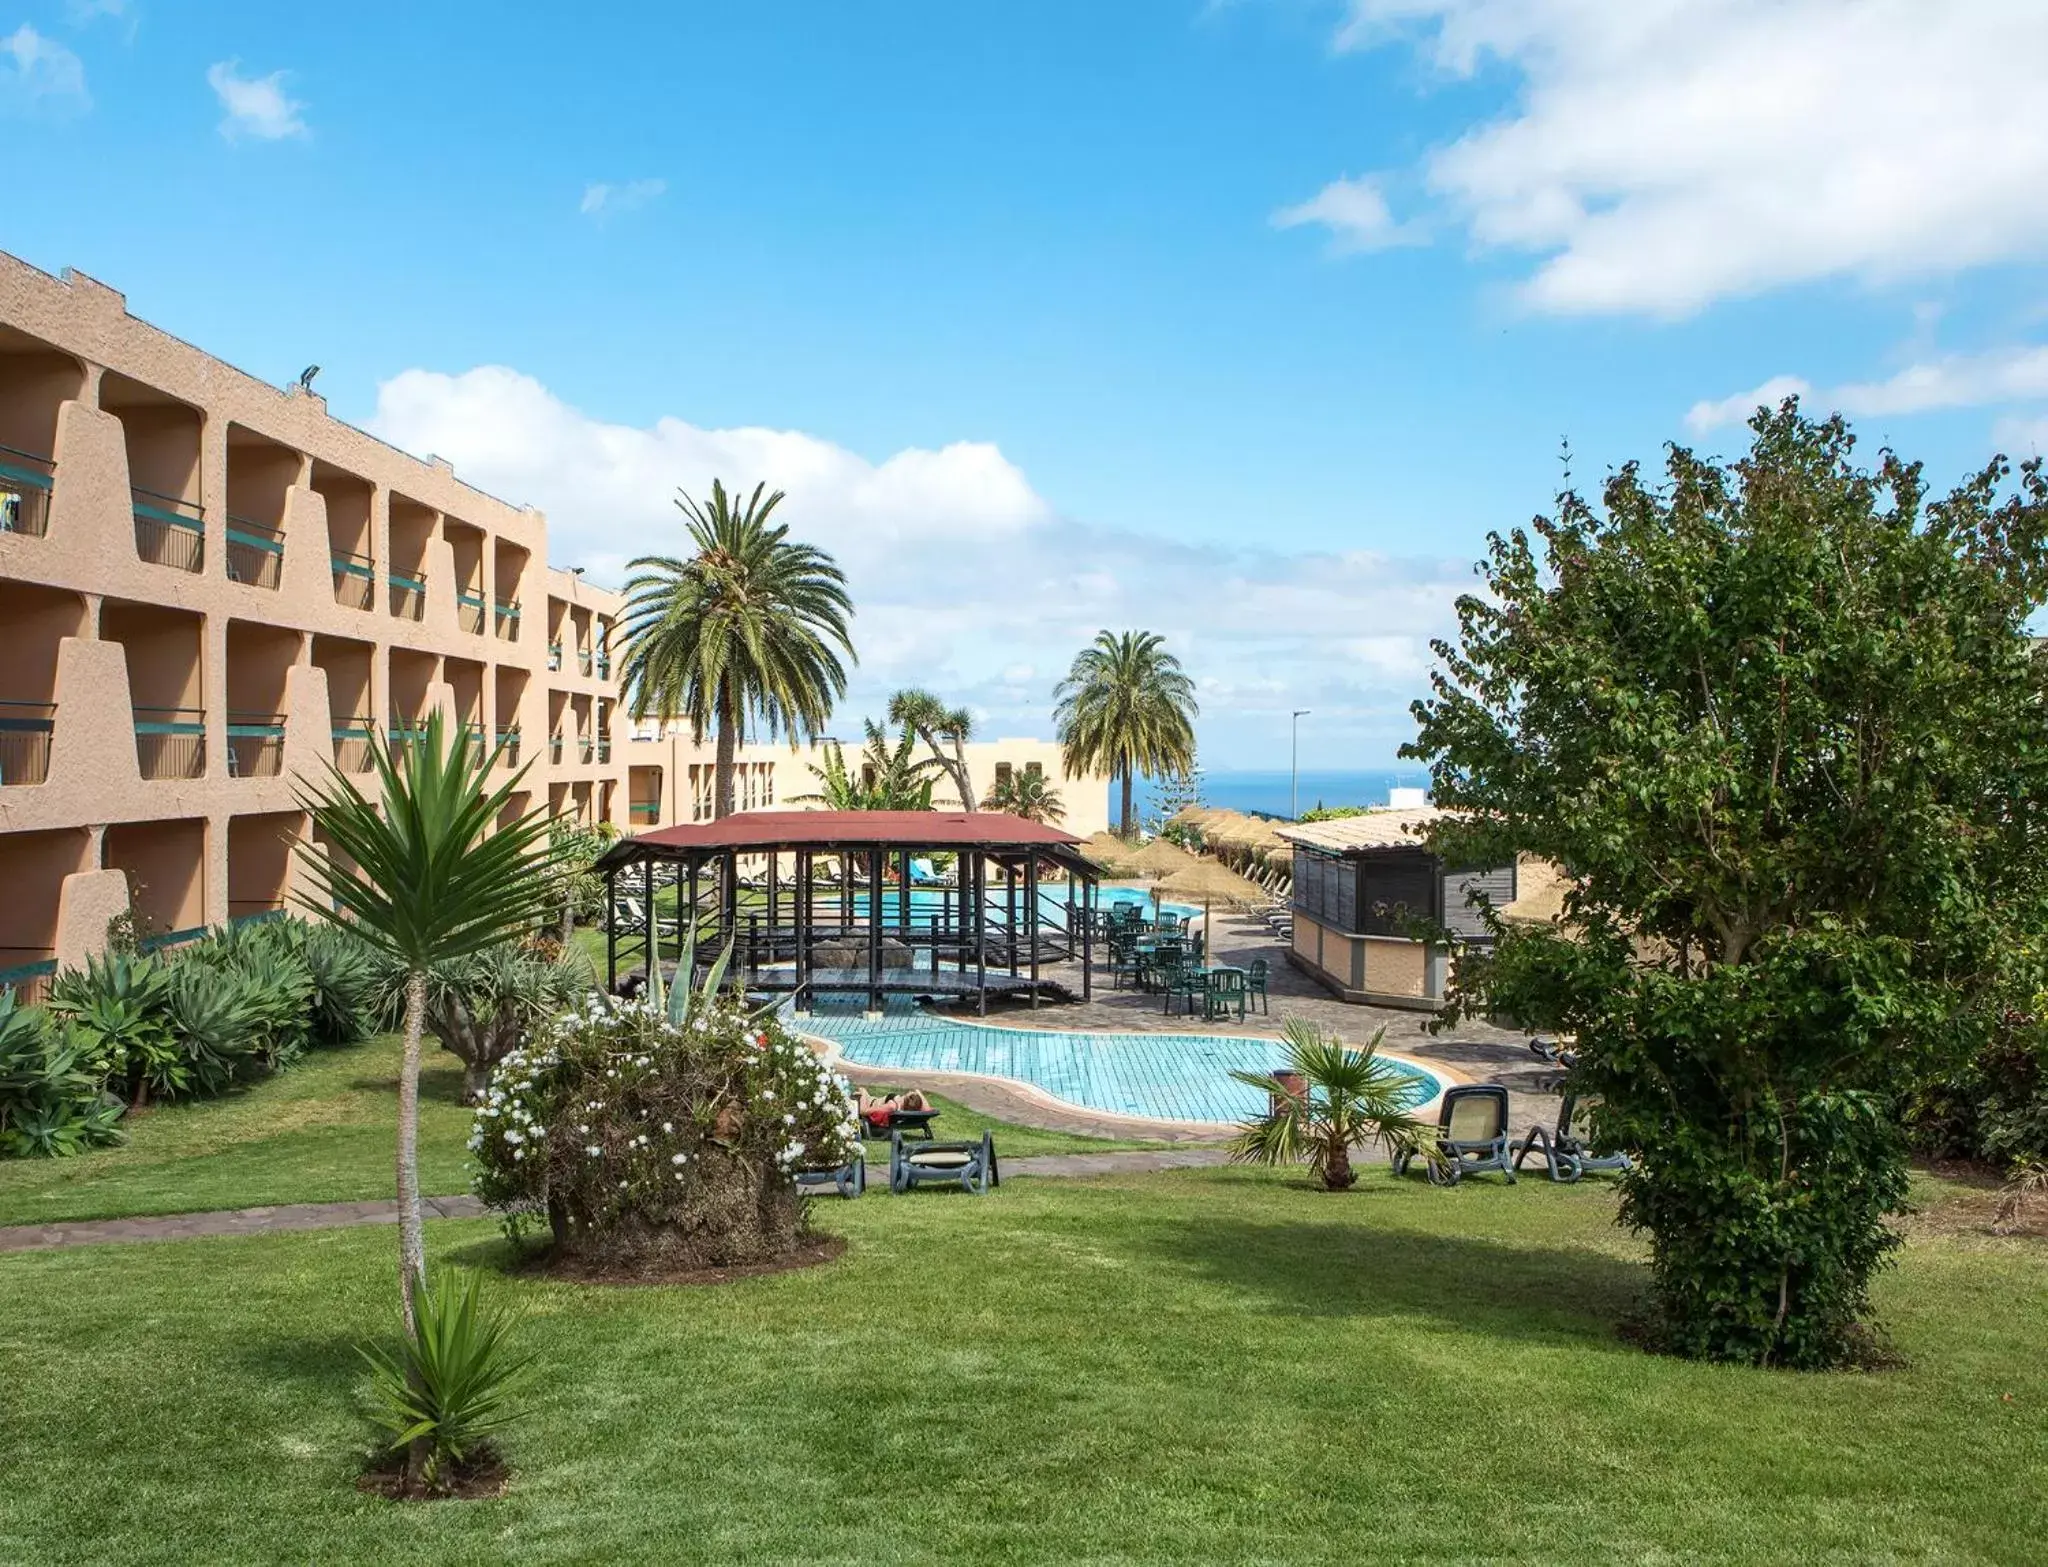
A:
[619,480,855,819]
[1407,402,2048,1368]
[887,689,975,811]
[1053,630,1198,838]
[296,712,560,1333]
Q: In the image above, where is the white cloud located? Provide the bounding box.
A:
[1,25,89,117]
[65,0,131,25]
[206,60,307,141]
[367,367,1473,762]
[1272,174,1420,253]
[1993,413,2048,457]
[1688,345,2048,431]
[580,179,667,218]
[1331,1,2048,316]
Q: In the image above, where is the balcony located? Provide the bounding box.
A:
[225,516,285,590]
[549,732,565,764]
[226,712,285,778]
[578,736,595,764]
[389,718,431,752]
[547,641,563,672]
[596,651,612,680]
[331,548,375,610]
[495,725,521,767]
[0,956,57,1008]
[577,647,594,677]
[0,445,54,538]
[331,716,375,772]
[493,598,521,640]
[132,489,204,573]
[389,570,427,622]
[629,800,659,822]
[134,706,205,779]
[596,737,611,764]
[0,701,55,786]
[457,589,486,635]
[462,722,486,756]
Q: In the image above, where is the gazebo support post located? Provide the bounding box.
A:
[1006,862,1018,977]
[1026,850,1040,1008]
[897,850,910,939]
[604,865,619,992]
[795,848,812,1013]
[767,851,778,963]
[686,861,699,975]
[866,846,884,1017]
[643,854,656,985]
[974,848,988,1015]
[1082,872,1094,1000]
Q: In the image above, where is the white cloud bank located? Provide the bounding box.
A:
[368,368,1471,762]
[1322,0,2048,317]
[1,25,89,117]
[207,60,307,141]
[1688,345,2048,433]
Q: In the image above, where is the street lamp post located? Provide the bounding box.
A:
[1290,709,1311,821]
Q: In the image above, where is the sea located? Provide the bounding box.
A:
[1112,767,1431,825]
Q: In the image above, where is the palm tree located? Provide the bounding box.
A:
[620,480,855,818]
[295,713,559,1333]
[1053,630,1198,838]
[798,718,939,810]
[1227,1020,1430,1191]
[888,688,975,811]
[982,768,1066,825]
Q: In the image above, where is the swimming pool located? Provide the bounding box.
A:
[793,1009,1443,1126]
[791,882,1200,929]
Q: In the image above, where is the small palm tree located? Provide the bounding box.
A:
[1054,630,1198,838]
[620,480,855,819]
[888,688,976,810]
[296,712,559,1332]
[798,718,939,810]
[982,768,1066,825]
[1228,1020,1430,1191]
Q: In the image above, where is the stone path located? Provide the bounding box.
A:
[0,1149,1231,1255]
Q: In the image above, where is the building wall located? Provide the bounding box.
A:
[1287,909,1441,1011]
[0,251,628,973]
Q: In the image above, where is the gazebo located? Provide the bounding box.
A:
[593,811,1103,1015]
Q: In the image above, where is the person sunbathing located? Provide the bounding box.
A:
[854,1088,932,1131]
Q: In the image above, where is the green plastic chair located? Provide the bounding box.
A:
[1245,958,1270,1014]
[1204,968,1247,1022]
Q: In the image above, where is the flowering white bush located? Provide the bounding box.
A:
[469,990,859,1266]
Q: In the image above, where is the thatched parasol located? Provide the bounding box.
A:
[1154,857,1271,939]
[1497,855,1571,926]
[1123,837,1200,879]
[1079,832,1141,876]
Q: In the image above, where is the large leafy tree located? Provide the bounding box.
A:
[887,689,975,811]
[296,713,560,1334]
[1408,403,2048,1367]
[620,480,855,818]
[1053,630,1198,838]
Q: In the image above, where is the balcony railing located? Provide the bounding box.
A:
[461,722,486,757]
[0,700,55,786]
[332,716,375,772]
[577,648,594,676]
[596,652,612,680]
[136,926,208,955]
[228,905,286,927]
[134,706,205,779]
[226,712,285,778]
[549,733,565,764]
[132,489,204,572]
[493,599,521,639]
[331,548,375,609]
[389,719,432,751]
[0,954,58,1008]
[596,737,612,764]
[389,570,427,621]
[495,725,521,766]
[0,445,55,538]
[630,800,659,822]
[225,516,285,590]
[578,737,595,764]
[547,641,563,672]
[457,589,486,635]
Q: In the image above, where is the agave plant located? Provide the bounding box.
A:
[377,941,594,1101]
[0,994,124,1158]
[163,961,267,1098]
[1228,1020,1431,1191]
[47,952,181,1107]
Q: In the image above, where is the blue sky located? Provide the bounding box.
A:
[6,1,2045,770]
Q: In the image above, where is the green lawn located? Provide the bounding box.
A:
[1,1168,2043,1563]
[0,1036,1155,1228]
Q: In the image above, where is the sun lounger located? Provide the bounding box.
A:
[794,1152,867,1198]
[1394,1084,1516,1186]
[1512,1092,1630,1183]
[890,1129,999,1194]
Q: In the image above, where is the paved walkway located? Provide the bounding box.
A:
[0,1149,1231,1254]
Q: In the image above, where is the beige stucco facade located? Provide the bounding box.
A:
[0,251,630,981]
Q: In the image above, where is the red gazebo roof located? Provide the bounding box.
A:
[595,810,1087,872]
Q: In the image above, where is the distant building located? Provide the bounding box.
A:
[1276,808,1514,1010]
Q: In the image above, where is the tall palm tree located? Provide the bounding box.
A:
[982,768,1066,825]
[295,713,559,1333]
[620,481,855,818]
[888,688,975,811]
[1053,629,1198,838]
[1228,1021,1430,1191]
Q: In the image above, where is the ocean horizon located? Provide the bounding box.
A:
[1108,767,1432,825]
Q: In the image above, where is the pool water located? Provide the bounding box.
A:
[811,883,1199,927]
[792,1008,1442,1125]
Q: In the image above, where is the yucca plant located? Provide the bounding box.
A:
[360,1268,527,1492]
[296,711,560,1334]
[1228,1020,1431,1191]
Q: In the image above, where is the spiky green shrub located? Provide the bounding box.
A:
[375,941,592,1101]
[0,993,124,1158]
[48,952,181,1106]
[162,961,267,1098]
[471,992,859,1268]
[302,923,380,1048]
[361,1268,527,1492]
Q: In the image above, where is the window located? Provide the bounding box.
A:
[1024,761,1042,780]
[994,762,1014,788]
